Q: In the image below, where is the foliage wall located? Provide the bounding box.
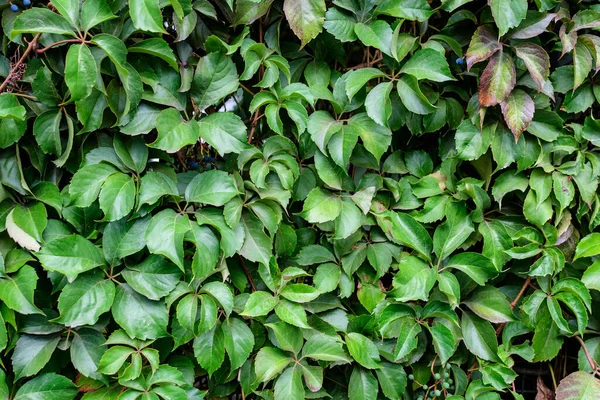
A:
[2,0,600,398]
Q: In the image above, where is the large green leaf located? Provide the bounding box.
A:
[65,44,98,102]
[192,52,239,111]
[0,265,43,315]
[145,209,190,270]
[376,210,433,261]
[461,311,501,362]
[185,170,239,206]
[55,270,115,326]
[129,0,165,33]
[490,0,527,37]
[400,49,454,82]
[13,373,77,400]
[11,8,75,38]
[12,334,60,380]
[37,235,105,282]
[112,283,169,340]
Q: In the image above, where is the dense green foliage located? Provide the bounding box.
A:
[2,0,600,398]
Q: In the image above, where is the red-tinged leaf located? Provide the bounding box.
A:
[478,50,516,107]
[466,26,501,71]
[508,12,556,39]
[514,43,550,92]
[559,24,577,58]
[579,34,600,74]
[556,371,600,400]
[501,89,535,141]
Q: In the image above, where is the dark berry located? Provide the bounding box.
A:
[10,4,19,11]
[23,0,31,6]
[456,57,464,65]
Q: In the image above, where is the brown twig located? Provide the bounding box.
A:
[346,56,383,70]
[247,111,260,144]
[511,276,532,310]
[36,38,89,54]
[0,33,42,93]
[238,255,256,292]
[575,335,597,372]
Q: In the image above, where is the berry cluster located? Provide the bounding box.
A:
[9,0,31,12]
[408,364,455,399]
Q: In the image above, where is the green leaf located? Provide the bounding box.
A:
[241,291,278,316]
[13,373,77,400]
[391,255,436,302]
[375,0,433,21]
[98,173,135,221]
[466,26,501,70]
[70,329,106,379]
[283,0,326,47]
[376,362,407,400]
[81,0,116,31]
[145,209,190,270]
[65,44,98,102]
[0,265,43,315]
[68,163,119,207]
[365,82,393,127]
[345,68,386,101]
[350,113,392,163]
[37,235,105,282]
[490,0,527,37]
[194,324,225,376]
[198,112,249,156]
[281,283,320,303]
[397,75,437,114]
[255,347,292,382]
[555,371,600,400]
[428,322,457,364]
[376,210,433,261]
[129,0,165,33]
[222,318,255,370]
[192,52,239,111]
[301,188,342,223]
[349,367,379,400]
[129,38,178,71]
[185,170,238,206]
[274,367,304,400]
[55,270,115,327]
[149,108,199,153]
[33,109,62,156]
[275,299,310,329]
[301,334,352,362]
[464,286,515,323]
[345,332,380,369]
[354,21,393,56]
[478,50,516,107]
[239,213,273,266]
[400,49,454,82]
[461,311,500,362]
[433,202,474,260]
[445,252,497,285]
[393,318,421,360]
[11,8,75,38]
[12,334,60,380]
[122,256,181,301]
[501,89,535,141]
[532,306,563,362]
[575,233,600,260]
[112,283,169,340]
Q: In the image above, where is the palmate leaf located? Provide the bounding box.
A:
[1,0,598,396]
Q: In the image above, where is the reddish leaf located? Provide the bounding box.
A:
[514,42,550,92]
[501,89,535,141]
[556,371,600,400]
[466,26,501,71]
[478,50,516,107]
